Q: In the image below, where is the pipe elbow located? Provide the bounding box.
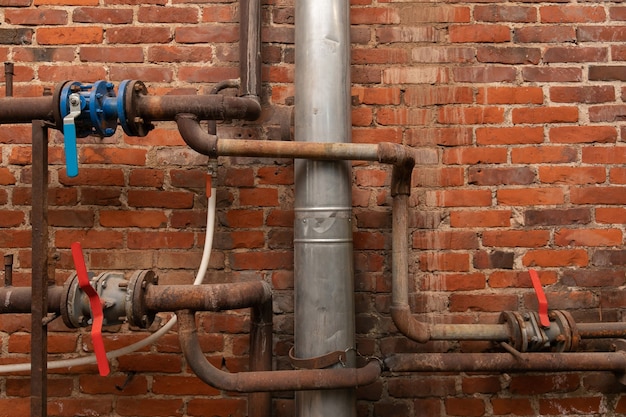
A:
[175,113,218,157]
[239,95,262,121]
[391,305,431,344]
[377,143,415,196]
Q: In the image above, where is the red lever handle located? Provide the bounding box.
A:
[71,242,110,376]
[529,269,550,328]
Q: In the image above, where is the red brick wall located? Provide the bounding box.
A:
[1,0,626,416]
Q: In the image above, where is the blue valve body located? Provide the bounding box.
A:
[59,80,138,177]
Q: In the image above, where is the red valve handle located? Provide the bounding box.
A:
[71,242,110,376]
[529,269,550,328]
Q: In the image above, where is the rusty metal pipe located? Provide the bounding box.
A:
[249,294,273,417]
[177,309,381,392]
[137,94,261,122]
[0,286,62,314]
[240,0,261,99]
[385,351,626,373]
[0,96,55,124]
[577,323,626,339]
[5,62,14,97]
[4,254,13,287]
[143,281,272,313]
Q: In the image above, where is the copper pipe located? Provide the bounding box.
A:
[385,351,626,373]
[177,309,381,392]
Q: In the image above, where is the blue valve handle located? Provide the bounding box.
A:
[63,93,82,178]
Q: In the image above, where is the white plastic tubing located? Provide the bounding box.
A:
[0,187,217,373]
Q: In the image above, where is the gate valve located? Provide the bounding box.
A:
[69,242,110,376]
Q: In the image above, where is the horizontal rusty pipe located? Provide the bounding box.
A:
[0,286,62,315]
[0,96,55,124]
[143,281,272,313]
[137,94,261,123]
[177,309,381,392]
[385,351,626,373]
[176,113,415,167]
[577,323,626,339]
[0,92,260,126]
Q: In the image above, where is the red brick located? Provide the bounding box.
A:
[511,145,577,164]
[515,25,575,43]
[138,6,198,23]
[128,231,194,249]
[47,399,113,417]
[426,189,492,207]
[544,46,608,63]
[550,125,617,144]
[79,374,148,395]
[497,187,565,205]
[450,210,511,228]
[128,190,194,209]
[571,186,626,204]
[475,5,536,23]
[450,293,518,312]
[469,167,535,185]
[483,230,550,248]
[555,228,622,247]
[59,168,124,186]
[5,9,68,25]
[422,273,485,291]
[523,249,589,267]
[582,146,626,164]
[106,27,172,44]
[442,147,507,164]
[540,5,606,23]
[187,398,245,417]
[522,66,582,82]
[513,106,578,124]
[550,86,615,103]
[477,86,543,105]
[73,6,133,23]
[116,398,183,417]
[55,229,124,249]
[597,207,626,224]
[419,252,470,272]
[539,166,606,184]
[438,106,504,125]
[538,397,601,415]
[79,46,144,62]
[151,375,219,396]
[413,230,479,250]
[36,27,103,44]
[449,24,511,43]
[491,398,534,415]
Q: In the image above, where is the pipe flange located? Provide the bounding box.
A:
[120,80,153,137]
[126,269,158,328]
[52,80,75,132]
[500,311,527,352]
[550,310,579,352]
[61,271,90,328]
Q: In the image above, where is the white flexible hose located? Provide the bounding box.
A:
[0,188,217,373]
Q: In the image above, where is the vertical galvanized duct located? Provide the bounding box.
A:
[294,1,355,417]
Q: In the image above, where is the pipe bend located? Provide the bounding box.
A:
[175,113,218,157]
[378,143,415,196]
[390,304,431,344]
[177,309,381,392]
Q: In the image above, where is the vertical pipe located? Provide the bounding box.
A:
[4,62,14,97]
[240,0,261,99]
[4,254,13,287]
[294,1,355,417]
[248,300,273,417]
[31,120,49,417]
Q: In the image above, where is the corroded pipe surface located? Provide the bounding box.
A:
[386,351,626,373]
[137,94,261,122]
[578,323,626,339]
[177,309,381,392]
[143,281,272,313]
[0,96,54,123]
[0,286,62,314]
